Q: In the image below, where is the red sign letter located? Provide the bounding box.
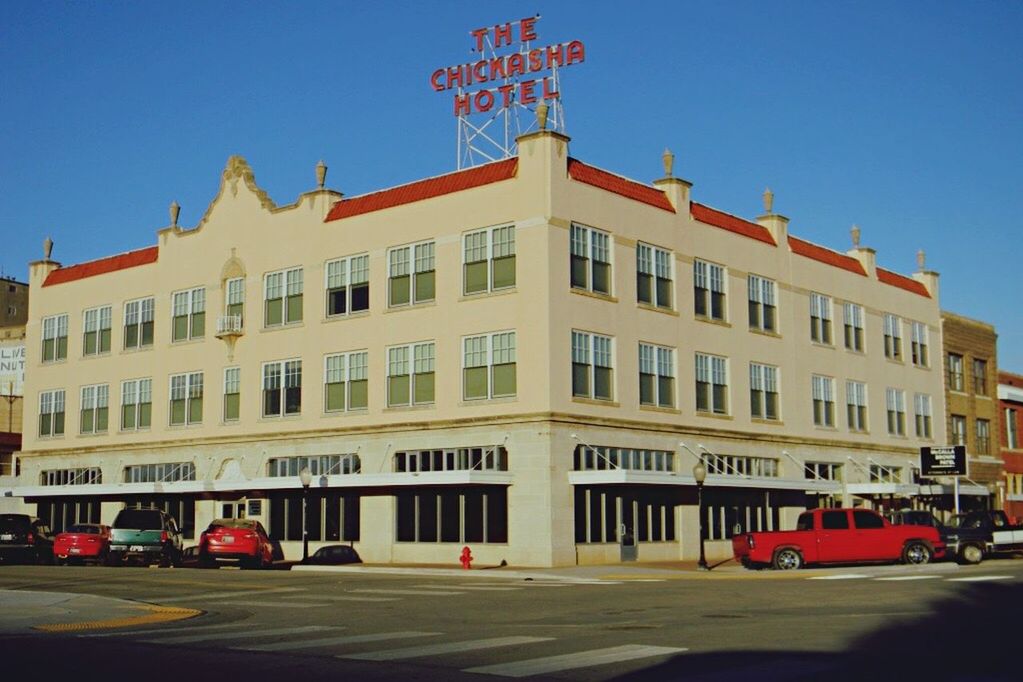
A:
[520,16,537,42]
[542,76,560,100]
[494,22,512,48]
[528,48,543,73]
[454,93,471,116]
[566,40,585,65]
[471,28,488,52]
[475,89,495,113]
[498,84,515,109]
[430,69,445,92]
[519,79,537,105]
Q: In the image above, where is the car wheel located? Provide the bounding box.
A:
[958,544,984,565]
[772,548,803,570]
[902,541,933,565]
[105,551,122,567]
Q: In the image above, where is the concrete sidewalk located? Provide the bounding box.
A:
[0,589,201,634]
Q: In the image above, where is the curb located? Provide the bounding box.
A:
[289,565,612,583]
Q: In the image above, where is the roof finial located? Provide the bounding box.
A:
[851,224,861,247]
[43,236,53,261]
[762,187,774,214]
[316,160,327,189]
[170,201,180,227]
[916,249,926,272]
[536,100,549,131]
[662,148,674,178]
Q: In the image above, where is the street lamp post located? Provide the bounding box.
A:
[693,460,709,571]
[299,466,312,563]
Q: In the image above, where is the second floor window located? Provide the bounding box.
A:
[948,353,964,391]
[843,302,864,351]
[1007,408,1019,449]
[389,242,435,306]
[465,225,515,294]
[886,388,906,436]
[263,360,301,417]
[41,314,68,362]
[976,418,990,455]
[914,393,932,438]
[572,331,613,401]
[326,255,369,316]
[82,306,112,356]
[950,414,966,446]
[749,363,779,420]
[39,389,65,437]
[325,351,369,412]
[846,381,867,432]
[464,332,517,400]
[695,353,728,414]
[747,275,776,332]
[172,287,205,341]
[910,321,929,367]
[170,372,203,426]
[812,375,835,427]
[124,297,154,349]
[223,368,240,422]
[637,243,672,309]
[265,268,303,326]
[388,342,435,406]
[810,293,832,344]
[121,378,152,430]
[884,313,902,361]
[972,358,988,395]
[639,343,675,408]
[80,384,109,434]
[570,224,611,295]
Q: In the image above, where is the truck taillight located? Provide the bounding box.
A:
[747,534,755,549]
[160,530,168,543]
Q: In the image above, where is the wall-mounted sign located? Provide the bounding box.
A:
[0,342,24,396]
[920,445,968,477]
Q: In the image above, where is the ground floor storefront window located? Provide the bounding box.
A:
[122,495,197,539]
[396,486,507,543]
[36,498,101,534]
[702,488,784,540]
[573,486,678,544]
[268,491,360,542]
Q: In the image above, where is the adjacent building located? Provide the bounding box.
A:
[14,131,949,565]
[1000,371,1023,520]
[0,275,27,511]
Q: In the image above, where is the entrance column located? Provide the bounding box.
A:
[359,495,394,563]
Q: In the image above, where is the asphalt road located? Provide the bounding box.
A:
[1,559,1021,681]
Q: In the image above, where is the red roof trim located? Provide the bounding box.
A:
[787,236,867,277]
[567,159,675,213]
[42,246,159,287]
[877,267,931,298]
[690,202,775,245]
[325,158,518,221]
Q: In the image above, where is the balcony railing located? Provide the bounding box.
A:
[215,314,244,338]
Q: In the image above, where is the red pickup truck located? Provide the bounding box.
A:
[732,508,946,570]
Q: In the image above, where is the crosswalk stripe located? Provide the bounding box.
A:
[80,622,242,638]
[341,635,553,661]
[350,588,465,596]
[143,625,333,645]
[874,576,942,581]
[235,631,440,652]
[946,575,1014,582]
[292,595,400,603]
[413,584,521,592]
[154,587,304,603]
[807,574,869,580]
[465,644,687,677]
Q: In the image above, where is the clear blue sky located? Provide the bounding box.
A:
[2,1,1021,370]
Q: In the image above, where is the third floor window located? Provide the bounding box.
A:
[570,224,611,295]
[972,358,988,395]
[910,321,929,367]
[124,297,154,349]
[637,243,672,309]
[265,268,303,326]
[843,302,864,352]
[747,275,776,332]
[82,306,112,356]
[389,241,435,307]
[172,287,205,341]
[694,260,726,321]
[948,353,964,391]
[809,293,833,345]
[41,314,68,362]
[326,255,369,317]
[464,225,515,295]
[883,313,902,361]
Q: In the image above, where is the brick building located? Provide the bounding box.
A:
[1000,371,1023,520]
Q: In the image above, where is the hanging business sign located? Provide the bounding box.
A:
[429,16,586,116]
[920,445,968,477]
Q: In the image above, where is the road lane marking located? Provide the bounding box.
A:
[144,624,334,645]
[413,584,522,592]
[465,644,687,678]
[235,631,440,652]
[341,636,553,661]
[204,600,318,608]
[946,575,1014,582]
[81,622,243,638]
[874,576,943,581]
[154,587,304,603]
[293,595,400,602]
[807,574,870,580]
[349,588,465,596]
[33,605,201,633]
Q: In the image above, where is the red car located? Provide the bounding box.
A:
[53,523,111,565]
[199,519,274,569]
[733,508,946,570]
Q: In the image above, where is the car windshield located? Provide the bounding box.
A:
[67,524,100,534]
[946,514,982,530]
[113,509,164,530]
[0,515,32,533]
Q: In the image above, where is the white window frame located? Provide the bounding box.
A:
[886,387,907,436]
[914,393,932,438]
[809,293,833,345]
[884,313,902,361]
[264,267,303,327]
[223,367,241,422]
[636,242,673,309]
[695,352,728,414]
[124,297,155,349]
[463,331,517,401]
[747,275,777,332]
[570,224,613,295]
[694,259,727,321]
[846,380,868,432]
[571,330,614,401]
[325,254,370,317]
[387,341,436,407]
[82,305,112,356]
[463,225,516,295]
[749,362,779,420]
[1007,408,1019,450]
[812,375,835,427]
[41,313,69,362]
[120,378,152,431]
[638,342,675,408]
[911,321,929,367]
[38,388,65,437]
[169,372,203,426]
[843,302,864,352]
[388,240,436,307]
[79,383,109,434]
[262,359,302,418]
[172,287,205,341]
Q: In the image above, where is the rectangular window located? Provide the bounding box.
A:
[387,342,435,406]
[38,389,65,437]
[225,277,244,321]
[172,287,205,341]
[695,353,728,414]
[694,259,726,321]
[124,297,155,349]
[121,378,152,430]
[1006,408,1019,449]
[886,388,906,436]
[749,363,779,420]
[326,254,370,317]
[169,372,203,425]
[324,352,370,411]
[571,331,613,401]
[264,267,303,326]
[263,359,301,417]
[948,353,964,391]
[570,224,612,295]
[464,225,515,295]
[976,419,990,455]
[884,313,902,361]
[388,241,435,307]
[805,462,843,481]
[223,368,240,422]
[636,243,672,309]
[972,358,988,395]
[950,414,966,446]
[463,331,517,400]
[914,393,932,439]
[870,464,902,484]
[846,381,867,432]
[748,275,776,332]
[910,321,928,367]
[79,384,109,434]
[83,305,112,355]
[812,375,835,427]
[639,343,675,408]
[843,302,864,351]
[41,314,68,362]
[809,293,832,345]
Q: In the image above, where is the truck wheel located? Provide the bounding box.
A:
[902,541,933,565]
[958,544,984,565]
[772,548,803,570]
